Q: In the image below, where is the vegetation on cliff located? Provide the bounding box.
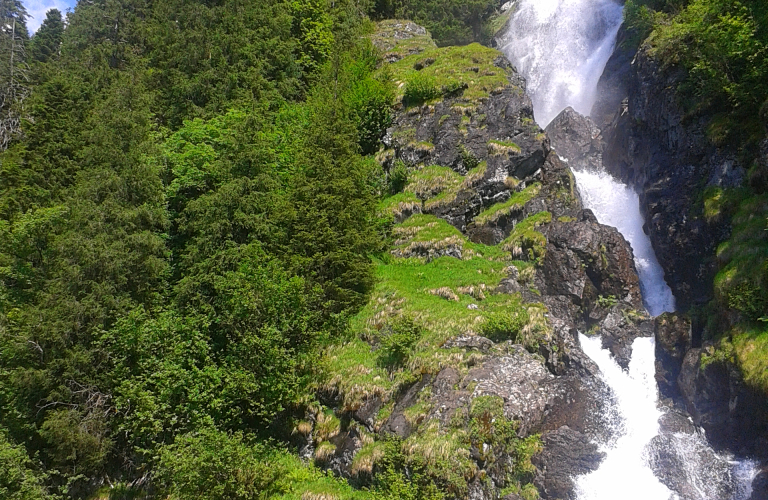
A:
[0,1,551,498]
[626,0,768,393]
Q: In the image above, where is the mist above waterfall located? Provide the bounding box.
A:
[498,0,623,127]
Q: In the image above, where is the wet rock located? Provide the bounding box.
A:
[590,24,636,129]
[545,107,603,172]
[654,313,692,399]
[750,468,768,500]
[658,409,696,435]
[602,48,743,310]
[678,348,768,456]
[533,426,605,500]
[597,308,654,369]
[541,212,643,314]
[647,432,736,500]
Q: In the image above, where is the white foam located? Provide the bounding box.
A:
[498,0,623,127]
[576,335,675,500]
[573,169,676,317]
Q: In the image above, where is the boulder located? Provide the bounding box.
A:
[654,313,692,399]
[545,107,603,172]
[541,211,644,317]
[532,426,605,500]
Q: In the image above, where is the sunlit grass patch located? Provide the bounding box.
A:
[500,211,552,263]
[385,43,514,106]
[473,183,541,225]
[405,165,463,200]
[733,327,768,393]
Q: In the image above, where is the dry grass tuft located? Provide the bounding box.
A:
[430,286,460,302]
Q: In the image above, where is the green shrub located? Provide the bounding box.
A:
[623,0,657,49]
[380,315,424,364]
[0,431,52,500]
[480,308,530,343]
[389,160,409,195]
[155,428,287,500]
[403,72,441,106]
[459,146,480,171]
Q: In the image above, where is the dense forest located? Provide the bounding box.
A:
[0,1,504,499]
[1,0,767,499]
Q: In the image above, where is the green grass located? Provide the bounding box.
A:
[487,139,522,156]
[383,43,515,106]
[733,327,768,393]
[500,211,552,264]
[473,183,541,225]
[379,191,421,216]
[422,162,487,211]
[405,165,463,201]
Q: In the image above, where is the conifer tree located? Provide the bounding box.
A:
[0,0,28,149]
[30,9,64,63]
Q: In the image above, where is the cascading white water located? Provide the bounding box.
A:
[500,0,759,497]
[498,0,623,126]
[577,334,675,499]
[575,170,675,317]
[574,171,756,499]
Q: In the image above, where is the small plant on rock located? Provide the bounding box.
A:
[380,315,424,366]
[480,308,530,343]
[403,72,441,106]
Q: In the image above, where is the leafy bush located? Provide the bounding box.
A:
[0,431,52,500]
[155,428,288,500]
[389,160,409,195]
[345,47,396,155]
[380,315,424,364]
[403,72,441,106]
[623,0,658,49]
[481,308,530,343]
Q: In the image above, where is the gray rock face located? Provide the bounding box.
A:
[654,313,692,399]
[590,24,636,129]
[601,48,742,311]
[545,107,603,172]
[678,348,768,456]
[532,426,605,500]
[467,345,558,436]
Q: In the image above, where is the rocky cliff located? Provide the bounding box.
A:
[597,34,768,469]
[300,21,659,500]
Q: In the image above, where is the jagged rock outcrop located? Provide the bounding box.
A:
[601,48,743,311]
[311,21,664,500]
[545,107,603,172]
[654,313,692,399]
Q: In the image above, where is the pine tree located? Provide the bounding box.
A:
[0,0,29,149]
[30,9,64,63]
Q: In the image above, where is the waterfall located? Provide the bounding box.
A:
[500,0,759,498]
[497,0,623,127]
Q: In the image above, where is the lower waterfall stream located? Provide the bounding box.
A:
[500,0,759,497]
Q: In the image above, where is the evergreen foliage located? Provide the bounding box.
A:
[0,1,389,497]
